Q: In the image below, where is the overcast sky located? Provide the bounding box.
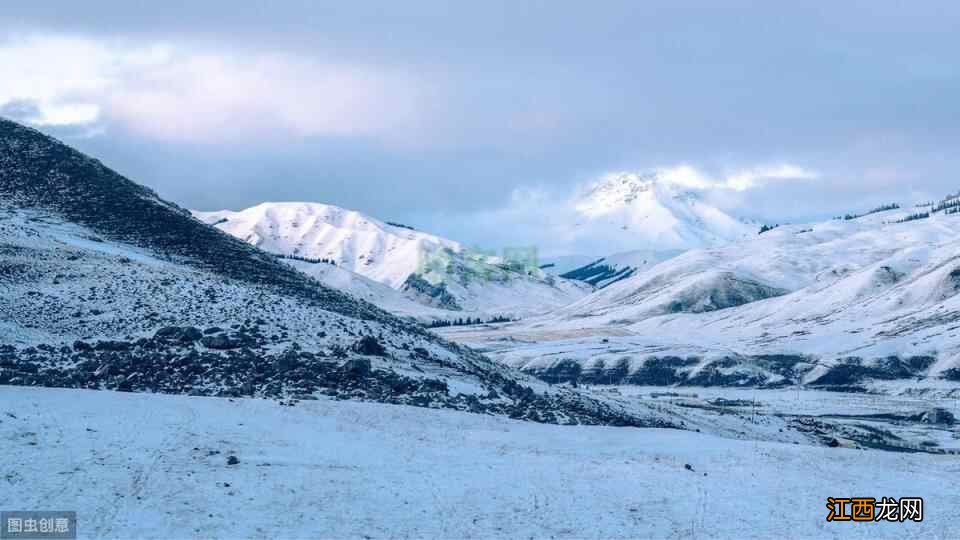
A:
[2,2,958,254]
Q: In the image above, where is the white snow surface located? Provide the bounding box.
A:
[3,385,958,539]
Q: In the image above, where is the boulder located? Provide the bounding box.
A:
[352,336,387,357]
[919,408,956,425]
[341,358,372,378]
[201,333,254,350]
[154,326,202,344]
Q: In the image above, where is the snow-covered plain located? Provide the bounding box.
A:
[3,385,959,539]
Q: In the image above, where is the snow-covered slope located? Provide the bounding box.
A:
[560,248,685,288]
[283,259,453,322]
[194,202,591,318]
[538,254,597,276]
[441,202,960,390]
[0,117,656,426]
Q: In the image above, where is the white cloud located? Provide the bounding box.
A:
[722,164,819,191]
[423,162,819,256]
[0,35,111,126]
[0,34,427,143]
[654,165,715,190]
[656,163,819,192]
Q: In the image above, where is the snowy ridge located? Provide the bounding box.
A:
[195,202,457,288]
[195,202,591,319]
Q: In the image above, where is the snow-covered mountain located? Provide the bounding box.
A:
[554,171,757,287]
[565,171,757,252]
[195,203,455,288]
[0,117,653,426]
[440,199,960,391]
[194,202,591,319]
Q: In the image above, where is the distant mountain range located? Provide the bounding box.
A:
[444,198,960,390]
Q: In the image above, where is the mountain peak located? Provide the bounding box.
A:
[567,171,754,254]
[578,171,660,209]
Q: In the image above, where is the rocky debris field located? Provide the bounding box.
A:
[0,325,672,428]
[521,353,951,391]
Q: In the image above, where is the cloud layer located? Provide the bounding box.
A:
[2,2,959,255]
[422,165,819,256]
[0,35,427,143]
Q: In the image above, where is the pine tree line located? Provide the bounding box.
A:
[841,202,900,221]
[427,315,515,328]
[894,211,930,224]
[277,254,337,265]
[386,221,415,230]
[930,197,960,214]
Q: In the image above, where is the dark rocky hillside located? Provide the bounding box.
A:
[0,117,673,429]
[0,118,387,323]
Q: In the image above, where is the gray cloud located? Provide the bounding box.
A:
[0,98,42,122]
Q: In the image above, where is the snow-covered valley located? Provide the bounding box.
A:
[3,115,960,539]
[3,386,958,539]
